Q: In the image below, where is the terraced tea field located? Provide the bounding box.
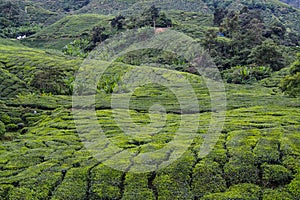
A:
[0,34,299,199]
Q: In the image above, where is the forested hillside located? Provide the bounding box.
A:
[0,0,299,199]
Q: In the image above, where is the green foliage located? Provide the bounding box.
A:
[262,188,292,200]
[0,4,300,199]
[89,164,123,200]
[51,167,89,200]
[223,65,272,84]
[262,164,292,186]
[115,48,188,71]
[26,14,112,49]
[0,121,5,137]
[0,41,80,95]
[287,173,300,198]
[280,53,300,97]
[122,173,155,200]
[62,38,89,58]
[280,72,300,97]
[224,157,259,185]
[202,183,261,200]
[126,5,172,29]
[191,159,226,198]
[253,138,280,165]
[248,39,285,71]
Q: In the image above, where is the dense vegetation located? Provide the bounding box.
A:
[0,0,299,199]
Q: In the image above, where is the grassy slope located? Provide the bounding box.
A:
[0,39,299,199]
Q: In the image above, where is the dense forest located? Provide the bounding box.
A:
[0,0,299,199]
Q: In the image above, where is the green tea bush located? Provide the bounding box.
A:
[8,187,35,200]
[287,173,300,198]
[224,158,259,185]
[0,121,5,137]
[253,138,280,164]
[262,189,292,200]
[0,113,10,124]
[51,167,89,200]
[89,164,123,200]
[6,124,18,132]
[0,184,13,199]
[122,173,155,200]
[191,159,227,198]
[154,151,195,199]
[262,164,292,186]
[202,183,261,200]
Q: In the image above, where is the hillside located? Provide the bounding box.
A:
[280,0,300,8]
[0,37,300,199]
[0,0,300,199]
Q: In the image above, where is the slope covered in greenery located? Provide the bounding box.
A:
[24,14,112,49]
[0,0,299,199]
[0,32,300,199]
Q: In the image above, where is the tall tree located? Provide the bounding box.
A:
[248,39,285,71]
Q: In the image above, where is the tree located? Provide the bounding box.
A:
[213,8,227,26]
[141,5,160,27]
[203,28,218,53]
[91,26,109,44]
[111,15,125,30]
[136,5,171,28]
[248,39,285,71]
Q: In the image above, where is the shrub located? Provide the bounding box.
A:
[0,120,5,137]
[122,173,155,200]
[280,72,300,97]
[51,167,89,200]
[6,124,18,131]
[262,164,292,186]
[262,189,292,200]
[223,65,271,84]
[191,160,227,198]
[202,183,261,200]
[287,173,300,198]
[253,138,280,164]
[62,38,89,58]
[224,158,259,185]
[280,53,300,97]
[0,184,13,199]
[0,113,10,124]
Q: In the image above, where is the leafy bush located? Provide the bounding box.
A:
[287,173,300,198]
[0,120,5,137]
[224,158,259,185]
[253,138,280,165]
[280,53,300,97]
[280,72,300,97]
[62,38,89,58]
[262,164,292,186]
[223,65,272,84]
[202,183,261,200]
[191,159,227,198]
[262,189,292,200]
[154,151,195,199]
[115,48,188,71]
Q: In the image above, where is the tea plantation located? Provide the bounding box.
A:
[0,38,299,199]
[1,0,300,199]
